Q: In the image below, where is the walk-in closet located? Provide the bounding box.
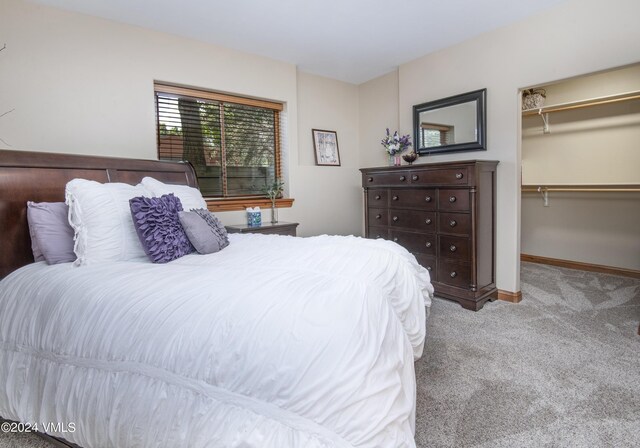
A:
[521,64,640,275]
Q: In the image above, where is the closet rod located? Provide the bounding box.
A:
[522,184,640,193]
[522,90,640,116]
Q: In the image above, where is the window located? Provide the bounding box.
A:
[420,123,454,147]
[154,83,283,199]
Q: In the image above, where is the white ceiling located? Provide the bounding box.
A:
[29,0,568,84]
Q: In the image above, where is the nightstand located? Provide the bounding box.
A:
[225,222,299,236]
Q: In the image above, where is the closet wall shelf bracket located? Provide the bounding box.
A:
[538,110,550,134]
[537,186,549,206]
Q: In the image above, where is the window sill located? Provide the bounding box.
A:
[206,197,294,213]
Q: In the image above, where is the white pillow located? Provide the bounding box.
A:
[141,177,208,211]
[65,179,150,266]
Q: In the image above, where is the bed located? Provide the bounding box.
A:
[0,149,433,448]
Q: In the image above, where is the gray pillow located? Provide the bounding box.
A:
[26,201,76,265]
[27,213,45,262]
[178,209,229,255]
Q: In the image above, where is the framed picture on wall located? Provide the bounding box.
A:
[312,129,340,166]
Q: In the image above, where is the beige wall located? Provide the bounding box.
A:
[521,193,640,270]
[521,64,640,270]
[358,70,399,169]
[382,0,640,292]
[294,72,362,236]
[0,0,297,161]
[0,0,361,237]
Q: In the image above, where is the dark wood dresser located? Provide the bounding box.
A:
[361,160,498,311]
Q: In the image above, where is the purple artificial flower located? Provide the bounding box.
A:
[381,129,412,155]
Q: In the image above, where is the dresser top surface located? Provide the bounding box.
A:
[360,159,499,174]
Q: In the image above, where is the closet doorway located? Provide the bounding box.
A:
[520,63,640,277]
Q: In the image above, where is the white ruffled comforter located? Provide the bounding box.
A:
[0,234,433,448]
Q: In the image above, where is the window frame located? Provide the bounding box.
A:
[154,82,292,212]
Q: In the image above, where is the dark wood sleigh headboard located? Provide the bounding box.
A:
[0,149,198,279]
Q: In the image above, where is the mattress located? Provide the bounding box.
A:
[0,233,433,447]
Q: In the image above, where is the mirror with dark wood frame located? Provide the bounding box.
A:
[413,89,486,156]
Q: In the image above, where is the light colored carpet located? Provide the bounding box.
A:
[0,431,52,448]
[2,262,639,448]
[415,262,640,447]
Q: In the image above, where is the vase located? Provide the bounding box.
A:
[270,201,278,224]
[402,152,418,165]
[388,155,402,166]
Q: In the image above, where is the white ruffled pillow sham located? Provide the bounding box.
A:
[141,176,207,211]
[65,179,150,266]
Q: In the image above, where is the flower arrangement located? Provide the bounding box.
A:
[381,129,412,155]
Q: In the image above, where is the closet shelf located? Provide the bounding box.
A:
[522,90,640,116]
[522,184,640,206]
[522,184,640,193]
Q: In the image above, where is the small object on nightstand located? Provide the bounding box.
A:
[225,221,299,237]
[246,207,262,227]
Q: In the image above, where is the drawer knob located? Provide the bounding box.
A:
[425,218,432,225]
[450,271,457,278]
[425,242,432,248]
[412,175,419,181]
[425,196,432,202]
[393,237,398,242]
[449,220,457,227]
[427,266,432,271]
[376,234,381,238]
[376,214,382,219]
[456,172,463,179]
[368,177,374,182]
[399,176,406,181]
[392,195,399,201]
[449,196,457,203]
[392,216,399,222]
[450,245,457,252]
[375,195,381,200]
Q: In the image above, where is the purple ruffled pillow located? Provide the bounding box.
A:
[129,194,194,263]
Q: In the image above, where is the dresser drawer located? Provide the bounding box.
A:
[368,208,388,226]
[363,172,410,186]
[389,230,436,255]
[439,235,470,261]
[439,189,470,211]
[368,226,389,239]
[438,260,471,289]
[367,189,388,206]
[409,168,468,186]
[389,189,436,210]
[414,254,437,281]
[389,209,436,231]
[438,212,471,235]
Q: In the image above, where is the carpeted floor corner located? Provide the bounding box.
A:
[2,262,639,447]
[415,262,640,448]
